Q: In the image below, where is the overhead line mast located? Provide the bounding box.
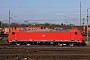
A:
[86,9,89,46]
[9,10,10,33]
[80,2,81,25]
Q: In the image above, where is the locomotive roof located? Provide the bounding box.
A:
[19,29,70,32]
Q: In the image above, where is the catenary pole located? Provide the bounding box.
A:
[80,2,81,25]
[9,10,10,33]
[86,9,89,46]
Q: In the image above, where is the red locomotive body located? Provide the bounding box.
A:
[8,29,85,46]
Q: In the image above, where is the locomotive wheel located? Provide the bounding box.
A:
[69,43,74,46]
[16,43,20,46]
[58,43,62,46]
[27,44,30,46]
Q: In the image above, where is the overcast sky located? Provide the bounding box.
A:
[0,0,90,25]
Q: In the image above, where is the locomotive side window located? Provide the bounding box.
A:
[75,32,78,35]
[12,32,15,35]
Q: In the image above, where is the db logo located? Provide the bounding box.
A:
[42,35,45,37]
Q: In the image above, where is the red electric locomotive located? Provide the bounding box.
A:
[8,28,86,46]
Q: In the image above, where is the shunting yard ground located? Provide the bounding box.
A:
[0,45,90,60]
[0,36,90,60]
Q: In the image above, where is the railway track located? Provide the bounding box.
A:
[0,44,90,60]
[0,54,90,60]
[0,47,90,54]
[0,43,87,46]
[0,54,90,58]
[0,52,90,60]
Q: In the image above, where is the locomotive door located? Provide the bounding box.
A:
[11,32,15,40]
[70,32,75,40]
[14,32,19,40]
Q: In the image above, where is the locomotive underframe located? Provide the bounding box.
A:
[9,40,85,45]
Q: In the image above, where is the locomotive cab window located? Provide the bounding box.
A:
[75,32,78,35]
[12,32,15,35]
